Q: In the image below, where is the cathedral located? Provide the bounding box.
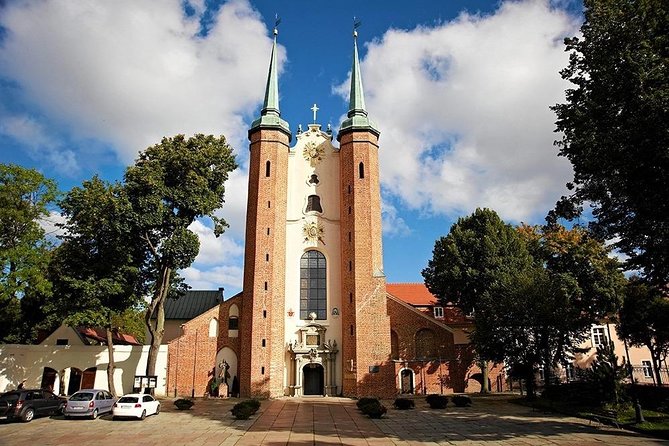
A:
[165,28,502,399]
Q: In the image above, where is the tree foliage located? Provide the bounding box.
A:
[617,278,669,385]
[423,209,624,398]
[48,176,141,395]
[124,134,237,375]
[549,0,669,285]
[0,163,57,343]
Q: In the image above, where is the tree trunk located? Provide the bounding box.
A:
[651,348,663,386]
[145,266,171,377]
[105,326,117,396]
[479,360,490,394]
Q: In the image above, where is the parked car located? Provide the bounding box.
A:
[112,393,160,420]
[0,389,66,422]
[63,389,116,419]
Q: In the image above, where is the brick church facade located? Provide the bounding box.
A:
[166,28,504,399]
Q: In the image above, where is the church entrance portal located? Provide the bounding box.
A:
[401,369,414,394]
[303,364,324,395]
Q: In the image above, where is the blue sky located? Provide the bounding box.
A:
[0,0,583,297]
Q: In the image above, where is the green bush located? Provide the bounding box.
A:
[231,399,261,419]
[356,397,379,409]
[426,394,449,409]
[360,400,387,418]
[452,395,472,407]
[173,398,194,410]
[393,398,415,410]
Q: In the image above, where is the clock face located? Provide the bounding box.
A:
[303,142,325,164]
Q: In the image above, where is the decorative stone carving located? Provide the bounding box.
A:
[302,141,325,164]
[302,221,324,244]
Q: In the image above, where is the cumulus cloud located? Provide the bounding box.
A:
[336,0,580,223]
[181,265,243,294]
[382,198,411,237]
[188,219,244,265]
[38,210,69,242]
[0,0,280,163]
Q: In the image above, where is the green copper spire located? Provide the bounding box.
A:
[250,25,290,139]
[338,25,378,139]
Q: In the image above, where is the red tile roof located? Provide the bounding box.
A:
[77,327,141,346]
[386,283,438,306]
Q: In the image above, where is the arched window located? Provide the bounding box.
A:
[306,195,322,213]
[415,328,436,359]
[265,160,271,177]
[300,250,327,320]
[208,318,218,337]
[391,330,400,360]
[359,162,365,179]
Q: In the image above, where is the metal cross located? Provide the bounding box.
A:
[311,103,319,122]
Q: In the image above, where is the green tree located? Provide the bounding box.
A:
[618,278,669,385]
[124,134,237,376]
[422,208,535,394]
[517,225,624,386]
[0,164,57,343]
[49,176,141,395]
[423,210,624,398]
[549,0,669,285]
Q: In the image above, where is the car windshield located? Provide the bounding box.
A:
[118,396,139,403]
[70,392,94,401]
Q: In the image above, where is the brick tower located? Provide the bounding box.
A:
[337,29,394,397]
[239,25,291,397]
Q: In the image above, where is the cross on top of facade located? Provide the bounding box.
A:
[311,103,319,123]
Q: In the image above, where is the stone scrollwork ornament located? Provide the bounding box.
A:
[303,221,325,244]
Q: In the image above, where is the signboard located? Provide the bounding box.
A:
[133,375,158,389]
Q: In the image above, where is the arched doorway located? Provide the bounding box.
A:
[61,367,83,395]
[41,367,58,393]
[214,347,238,397]
[400,368,414,394]
[303,364,324,395]
[81,367,97,389]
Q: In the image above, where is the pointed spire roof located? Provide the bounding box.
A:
[338,27,378,140]
[249,26,291,140]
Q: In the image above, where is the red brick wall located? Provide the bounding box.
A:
[166,306,220,397]
[387,296,505,394]
[240,127,290,398]
[339,129,395,397]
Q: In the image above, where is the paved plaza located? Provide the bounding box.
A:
[0,394,665,446]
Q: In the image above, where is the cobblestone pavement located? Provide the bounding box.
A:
[0,394,666,446]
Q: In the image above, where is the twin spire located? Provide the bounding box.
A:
[250,21,378,140]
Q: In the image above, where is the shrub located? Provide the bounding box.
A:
[173,398,194,410]
[231,399,261,419]
[452,395,472,407]
[360,400,387,418]
[393,398,415,410]
[426,394,449,409]
[356,397,379,410]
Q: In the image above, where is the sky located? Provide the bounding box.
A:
[0,0,584,297]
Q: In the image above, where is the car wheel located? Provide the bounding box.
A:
[21,408,35,422]
[155,404,160,415]
[140,409,146,420]
[112,416,116,421]
[91,409,98,420]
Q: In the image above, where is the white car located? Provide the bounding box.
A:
[112,393,160,420]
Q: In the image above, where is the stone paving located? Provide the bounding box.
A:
[0,394,666,446]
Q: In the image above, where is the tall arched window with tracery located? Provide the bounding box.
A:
[415,328,436,359]
[300,250,327,320]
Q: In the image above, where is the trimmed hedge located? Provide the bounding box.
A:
[231,399,261,420]
[174,398,194,410]
[356,397,379,409]
[360,400,387,418]
[452,395,472,407]
[393,398,415,410]
[426,394,449,409]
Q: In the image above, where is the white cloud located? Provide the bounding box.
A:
[0,0,280,163]
[38,210,68,241]
[0,114,80,174]
[188,219,244,265]
[181,265,243,294]
[382,198,411,237]
[336,0,580,223]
